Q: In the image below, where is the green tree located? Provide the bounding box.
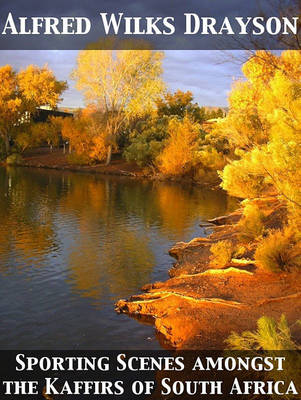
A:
[156,90,206,123]
[123,116,168,166]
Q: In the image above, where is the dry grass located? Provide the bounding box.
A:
[255,227,301,272]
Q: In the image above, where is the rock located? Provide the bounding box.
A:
[207,210,242,226]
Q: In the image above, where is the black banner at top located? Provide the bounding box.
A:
[0,0,300,50]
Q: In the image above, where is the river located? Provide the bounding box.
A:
[0,167,236,349]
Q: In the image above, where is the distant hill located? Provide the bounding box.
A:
[58,107,79,114]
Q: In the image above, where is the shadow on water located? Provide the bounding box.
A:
[0,166,237,349]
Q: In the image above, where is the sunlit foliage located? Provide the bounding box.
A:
[255,227,301,272]
[226,314,300,350]
[72,49,165,164]
[220,51,301,225]
[59,109,109,164]
[0,64,67,155]
[156,116,200,176]
[238,202,265,241]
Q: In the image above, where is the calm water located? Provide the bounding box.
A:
[0,167,235,349]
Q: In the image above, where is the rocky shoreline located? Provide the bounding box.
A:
[115,201,301,349]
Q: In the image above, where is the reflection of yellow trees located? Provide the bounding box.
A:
[14,223,54,262]
[57,173,156,300]
[0,167,233,296]
[59,175,106,219]
[0,221,11,259]
[67,227,155,300]
[0,167,57,270]
[155,183,233,235]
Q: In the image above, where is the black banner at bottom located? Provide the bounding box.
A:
[0,350,300,399]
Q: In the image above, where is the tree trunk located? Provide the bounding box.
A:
[105,144,112,166]
[5,134,10,155]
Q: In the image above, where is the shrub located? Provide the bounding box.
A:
[209,240,234,268]
[5,153,23,165]
[219,147,268,199]
[225,315,300,350]
[255,227,301,272]
[123,117,168,167]
[238,203,265,241]
[89,134,107,162]
[198,146,228,171]
[156,116,200,176]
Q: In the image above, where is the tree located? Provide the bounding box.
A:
[220,50,301,225]
[0,64,67,155]
[123,116,168,167]
[0,65,21,154]
[156,89,207,123]
[71,50,165,165]
[60,108,110,164]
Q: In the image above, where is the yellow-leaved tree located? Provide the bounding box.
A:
[220,50,301,225]
[0,64,67,155]
[156,116,200,176]
[71,49,165,165]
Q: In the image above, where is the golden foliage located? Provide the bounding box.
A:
[89,134,108,161]
[18,64,67,110]
[0,64,66,153]
[71,49,165,163]
[219,50,301,226]
[238,202,265,241]
[255,227,301,272]
[60,109,110,163]
[61,115,92,157]
[156,116,200,176]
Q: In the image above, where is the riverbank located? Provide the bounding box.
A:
[6,148,147,177]
[2,148,220,186]
[115,197,301,349]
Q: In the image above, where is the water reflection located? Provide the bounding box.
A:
[0,167,235,349]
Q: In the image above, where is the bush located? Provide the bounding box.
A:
[5,153,23,165]
[123,117,168,167]
[238,203,265,241]
[197,146,227,171]
[255,227,301,272]
[225,315,300,350]
[89,134,107,162]
[156,116,200,176]
[219,147,268,199]
[209,240,234,268]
